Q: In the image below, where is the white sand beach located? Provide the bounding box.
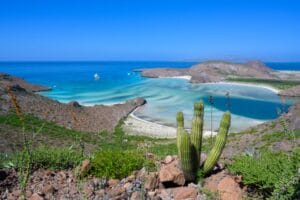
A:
[158,75,192,80]
[218,81,280,94]
[123,109,217,138]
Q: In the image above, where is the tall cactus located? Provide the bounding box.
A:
[190,102,204,166]
[176,112,184,155]
[178,129,196,181]
[176,101,231,181]
[203,112,231,174]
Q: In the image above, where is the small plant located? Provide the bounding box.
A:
[228,149,300,198]
[90,149,147,179]
[176,101,231,181]
[13,146,85,170]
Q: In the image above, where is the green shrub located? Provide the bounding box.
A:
[13,146,85,170]
[90,149,146,179]
[228,149,300,198]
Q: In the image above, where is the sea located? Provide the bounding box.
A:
[0,61,299,132]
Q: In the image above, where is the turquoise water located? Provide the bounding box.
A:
[0,61,297,131]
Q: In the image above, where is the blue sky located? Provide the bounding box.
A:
[0,0,299,61]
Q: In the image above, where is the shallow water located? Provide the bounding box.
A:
[0,61,297,132]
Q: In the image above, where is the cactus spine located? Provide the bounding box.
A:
[190,102,204,166]
[178,130,196,181]
[203,112,231,174]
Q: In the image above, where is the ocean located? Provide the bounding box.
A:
[0,61,299,132]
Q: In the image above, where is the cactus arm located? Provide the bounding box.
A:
[179,130,196,181]
[203,112,231,174]
[176,112,184,155]
[176,111,184,128]
[190,102,204,167]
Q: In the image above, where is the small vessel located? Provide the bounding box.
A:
[94,73,100,80]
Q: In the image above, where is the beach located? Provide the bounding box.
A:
[123,107,218,138]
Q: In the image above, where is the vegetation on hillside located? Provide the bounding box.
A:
[226,77,300,89]
[228,149,300,199]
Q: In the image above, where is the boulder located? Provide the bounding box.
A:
[130,191,143,200]
[144,172,159,190]
[158,156,185,186]
[204,170,244,200]
[173,187,198,200]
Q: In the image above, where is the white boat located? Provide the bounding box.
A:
[94,73,100,80]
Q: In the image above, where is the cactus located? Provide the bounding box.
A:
[176,112,184,155]
[176,101,231,181]
[190,102,204,166]
[203,112,231,174]
[178,129,196,181]
[176,111,184,128]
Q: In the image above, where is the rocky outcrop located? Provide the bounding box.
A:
[1,156,245,200]
[222,103,300,160]
[279,85,300,97]
[204,170,244,200]
[0,73,146,132]
[139,61,276,83]
[0,73,50,92]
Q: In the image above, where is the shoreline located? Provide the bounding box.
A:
[154,75,280,93]
[158,75,192,80]
[217,81,280,94]
[122,107,217,138]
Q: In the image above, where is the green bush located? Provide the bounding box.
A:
[13,146,85,170]
[90,149,146,179]
[228,149,300,198]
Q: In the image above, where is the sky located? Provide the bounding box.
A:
[0,0,299,61]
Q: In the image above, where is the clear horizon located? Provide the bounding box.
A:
[0,0,299,62]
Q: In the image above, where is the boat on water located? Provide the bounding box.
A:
[94,73,100,80]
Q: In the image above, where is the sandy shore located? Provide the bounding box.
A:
[217,81,280,93]
[123,109,217,138]
[156,75,279,93]
[158,75,192,80]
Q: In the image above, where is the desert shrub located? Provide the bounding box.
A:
[90,149,146,179]
[13,146,85,170]
[228,149,300,198]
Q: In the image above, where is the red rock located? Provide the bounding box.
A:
[108,179,120,187]
[156,188,173,199]
[204,171,243,200]
[144,172,159,190]
[95,189,105,197]
[130,191,143,200]
[83,185,94,197]
[218,176,243,200]
[123,182,132,190]
[30,193,44,200]
[127,175,136,182]
[108,186,125,197]
[159,158,185,186]
[173,187,198,200]
[42,184,54,195]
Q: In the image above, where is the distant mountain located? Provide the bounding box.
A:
[139,60,276,83]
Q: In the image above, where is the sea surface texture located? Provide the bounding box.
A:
[0,61,298,132]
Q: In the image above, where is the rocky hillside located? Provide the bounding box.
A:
[139,61,276,83]
[0,73,146,132]
[279,85,300,97]
[222,103,300,160]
